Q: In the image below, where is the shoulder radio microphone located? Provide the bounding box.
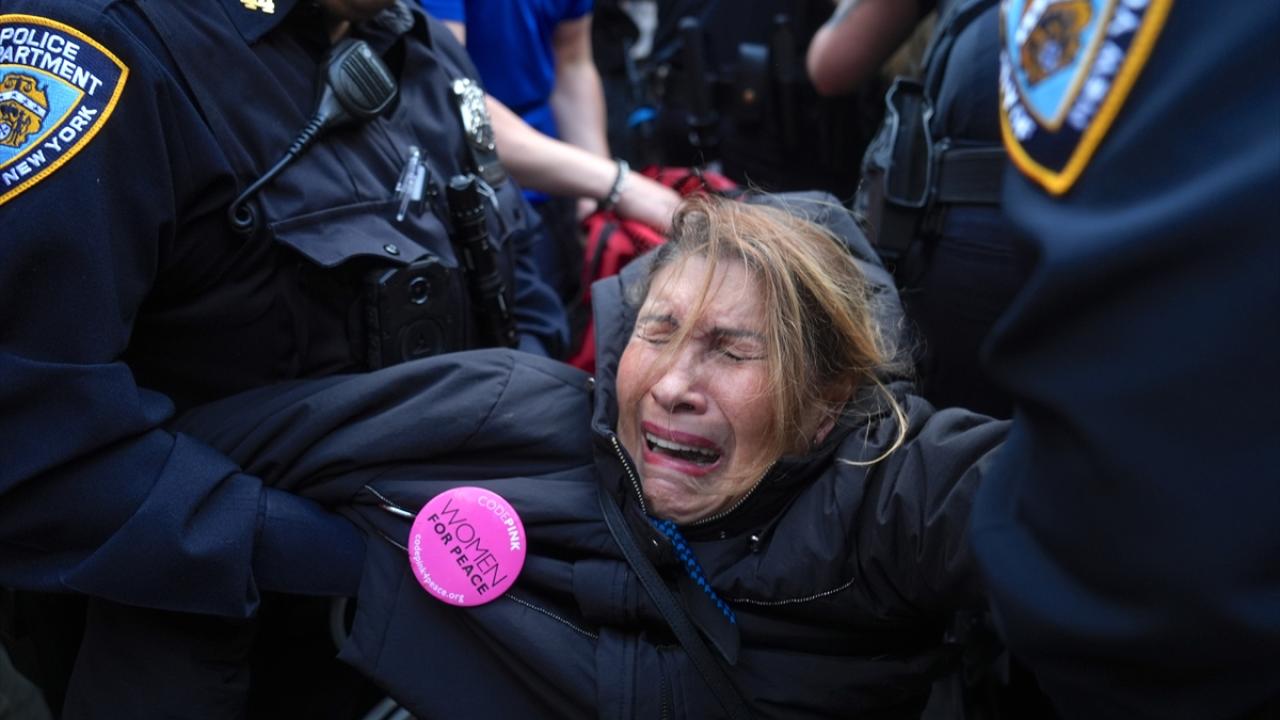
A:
[227,38,398,234]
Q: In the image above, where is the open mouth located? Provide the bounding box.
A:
[644,432,722,466]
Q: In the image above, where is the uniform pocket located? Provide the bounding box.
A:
[265,198,470,373]
[269,197,450,269]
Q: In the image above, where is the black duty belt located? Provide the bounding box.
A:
[862,139,1007,264]
[933,145,1006,205]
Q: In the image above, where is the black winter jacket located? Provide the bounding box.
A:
[180,196,1008,719]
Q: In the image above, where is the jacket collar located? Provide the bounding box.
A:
[221,0,301,44]
[220,0,422,50]
[588,253,646,513]
[588,255,644,442]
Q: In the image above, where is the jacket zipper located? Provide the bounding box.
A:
[610,434,778,531]
[505,594,599,640]
[610,435,670,720]
[609,433,649,515]
[729,576,856,606]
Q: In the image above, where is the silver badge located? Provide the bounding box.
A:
[452,78,495,153]
[451,77,506,186]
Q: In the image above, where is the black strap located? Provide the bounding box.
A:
[597,485,751,720]
[934,146,1006,205]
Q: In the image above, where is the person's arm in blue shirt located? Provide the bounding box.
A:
[484,95,677,231]
[549,12,609,159]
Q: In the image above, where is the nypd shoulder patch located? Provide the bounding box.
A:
[999,0,1171,195]
[0,14,128,207]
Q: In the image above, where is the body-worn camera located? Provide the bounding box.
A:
[364,256,463,369]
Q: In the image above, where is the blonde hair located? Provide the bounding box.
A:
[633,194,908,463]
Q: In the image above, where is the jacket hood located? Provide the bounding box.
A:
[588,191,913,534]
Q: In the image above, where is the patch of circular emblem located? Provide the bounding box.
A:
[0,14,128,206]
[999,0,1172,195]
[407,487,527,607]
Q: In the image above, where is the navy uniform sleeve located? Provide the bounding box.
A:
[0,2,360,616]
[972,1,1280,717]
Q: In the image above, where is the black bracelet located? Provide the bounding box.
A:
[597,158,630,212]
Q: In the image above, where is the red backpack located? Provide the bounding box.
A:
[566,167,737,372]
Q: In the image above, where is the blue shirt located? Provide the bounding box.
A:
[420,0,593,140]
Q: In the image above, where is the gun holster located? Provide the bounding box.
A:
[855,77,934,265]
[856,77,1008,271]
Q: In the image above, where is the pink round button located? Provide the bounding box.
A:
[407,487,527,607]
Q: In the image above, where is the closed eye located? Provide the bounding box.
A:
[639,333,671,346]
[717,348,764,362]
[635,314,678,344]
[712,330,764,363]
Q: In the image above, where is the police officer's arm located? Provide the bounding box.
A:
[0,3,361,617]
[807,0,922,96]
[485,95,680,230]
[549,13,610,160]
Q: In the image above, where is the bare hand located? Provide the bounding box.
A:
[614,174,682,232]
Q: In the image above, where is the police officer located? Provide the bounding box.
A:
[0,0,566,714]
[811,0,1028,419]
[971,0,1280,717]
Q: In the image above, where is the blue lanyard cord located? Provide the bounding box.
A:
[647,517,737,625]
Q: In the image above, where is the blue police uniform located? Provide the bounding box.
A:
[0,0,566,712]
[972,0,1280,717]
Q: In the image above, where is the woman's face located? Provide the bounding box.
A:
[615,256,785,524]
